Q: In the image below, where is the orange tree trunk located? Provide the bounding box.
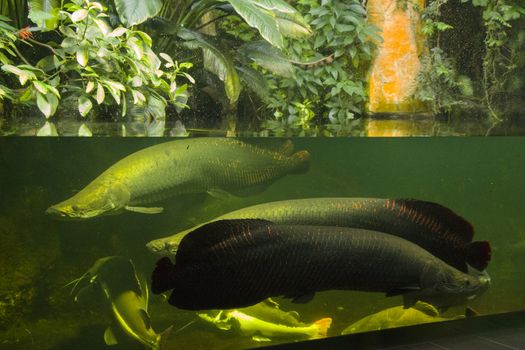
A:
[367,0,428,114]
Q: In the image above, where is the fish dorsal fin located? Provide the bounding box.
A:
[242,139,295,156]
[140,309,152,330]
[394,199,474,242]
[288,292,315,304]
[104,326,119,345]
[412,301,439,316]
[278,139,295,156]
[176,219,275,265]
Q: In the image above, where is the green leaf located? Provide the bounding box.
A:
[236,66,270,101]
[252,0,296,13]
[76,46,88,66]
[33,81,48,94]
[96,83,105,104]
[1,65,35,85]
[37,92,52,118]
[78,123,93,136]
[28,0,60,30]
[179,29,240,104]
[274,10,312,39]
[78,95,93,116]
[227,0,283,48]
[71,9,88,22]
[36,121,58,136]
[114,0,162,27]
[239,41,294,77]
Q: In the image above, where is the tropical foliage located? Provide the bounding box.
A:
[0,0,192,122]
[258,0,380,135]
[143,0,312,106]
[418,0,525,120]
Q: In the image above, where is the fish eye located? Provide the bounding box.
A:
[72,205,79,211]
[465,279,471,286]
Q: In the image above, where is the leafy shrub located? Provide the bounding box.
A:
[259,0,380,136]
[0,0,192,121]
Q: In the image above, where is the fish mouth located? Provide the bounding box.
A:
[45,206,70,218]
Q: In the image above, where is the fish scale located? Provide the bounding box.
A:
[152,220,485,311]
[47,138,310,219]
[151,197,490,272]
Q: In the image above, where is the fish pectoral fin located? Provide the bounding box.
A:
[206,188,238,200]
[125,206,164,214]
[402,295,419,309]
[413,301,439,316]
[262,298,280,309]
[104,326,119,345]
[385,286,421,297]
[465,307,479,317]
[288,292,315,304]
[252,335,272,342]
[140,309,152,330]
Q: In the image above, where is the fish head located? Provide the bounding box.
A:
[411,265,491,310]
[46,181,130,219]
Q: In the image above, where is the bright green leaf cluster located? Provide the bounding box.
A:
[0,0,193,120]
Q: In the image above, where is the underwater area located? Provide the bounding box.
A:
[1,137,525,349]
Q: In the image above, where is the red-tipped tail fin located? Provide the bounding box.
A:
[467,241,492,271]
[290,150,311,174]
[312,317,332,339]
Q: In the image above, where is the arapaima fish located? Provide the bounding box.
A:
[151,219,490,311]
[148,198,491,272]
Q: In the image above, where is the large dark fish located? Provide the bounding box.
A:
[46,138,309,219]
[147,198,491,272]
[151,220,490,311]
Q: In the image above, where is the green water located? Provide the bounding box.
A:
[1,137,524,349]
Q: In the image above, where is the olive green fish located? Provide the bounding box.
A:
[147,197,490,272]
[341,301,462,334]
[46,138,309,219]
[69,256,171,350]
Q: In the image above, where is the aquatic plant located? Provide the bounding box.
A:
[257,0,380,136]
[0,0,192,122]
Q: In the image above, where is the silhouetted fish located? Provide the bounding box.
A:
[151,219,490,311]
[148,198,491,272]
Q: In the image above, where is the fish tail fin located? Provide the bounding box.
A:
[290,150,311,174]
[151,257,178,294]
[467,241,491,271]
[157,325,173,350]
[311,317,332,339]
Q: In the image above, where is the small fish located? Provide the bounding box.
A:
[46,138,309,219]
[147,198,491,272]
[69,256,171,350]
[151,219,490,311]
[341,301,462,334]
[198,307,331,341]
